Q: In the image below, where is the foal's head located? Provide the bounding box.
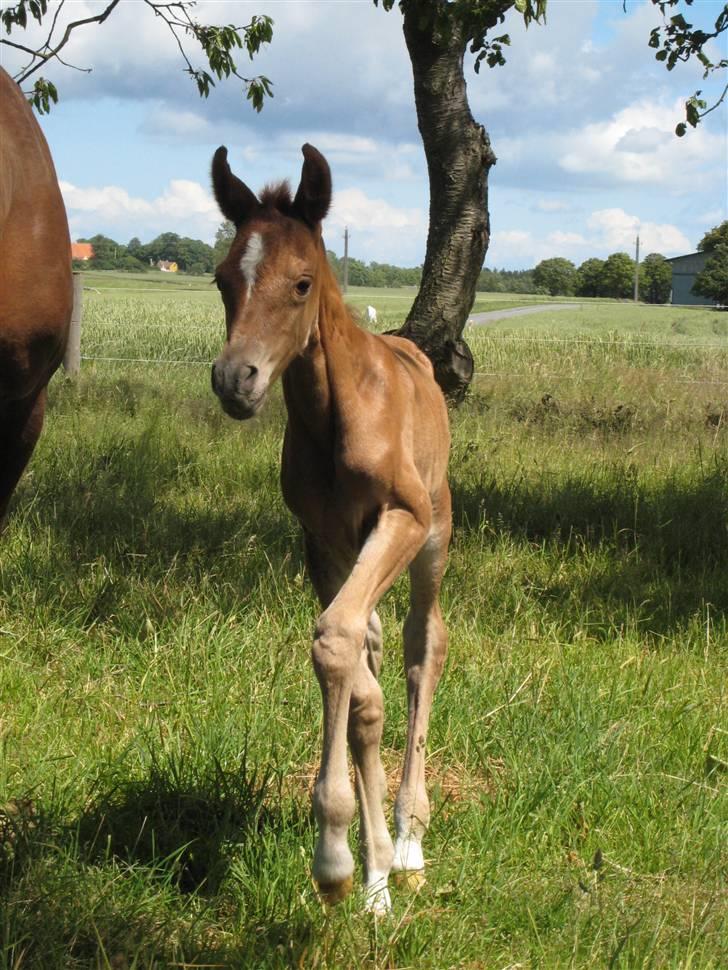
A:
[210,143,332,419]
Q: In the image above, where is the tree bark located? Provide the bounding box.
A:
[398,1,500,405]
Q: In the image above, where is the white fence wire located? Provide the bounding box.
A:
[78,322,728,387]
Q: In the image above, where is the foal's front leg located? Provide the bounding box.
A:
[310,508,427,908]
[348,619,392,913]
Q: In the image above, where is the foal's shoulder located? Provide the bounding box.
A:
[377,333,435,380]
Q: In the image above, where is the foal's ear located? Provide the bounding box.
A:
[211,146,259,227]
[293,143,332,227]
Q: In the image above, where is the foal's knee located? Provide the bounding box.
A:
[312,612,366,685]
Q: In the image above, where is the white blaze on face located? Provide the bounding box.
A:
[239,231,265,298]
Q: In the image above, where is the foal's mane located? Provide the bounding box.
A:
[259,180,294,215]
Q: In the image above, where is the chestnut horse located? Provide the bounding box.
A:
[211,143,451,913]
[0,67,72,524]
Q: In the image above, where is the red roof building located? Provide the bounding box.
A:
[71,242,94,261]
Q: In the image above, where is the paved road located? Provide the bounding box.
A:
[468,303,582,325]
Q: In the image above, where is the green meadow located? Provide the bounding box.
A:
[1,278,726,968]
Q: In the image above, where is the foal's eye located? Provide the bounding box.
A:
[295,279,312,297]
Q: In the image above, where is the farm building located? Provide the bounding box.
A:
[71,242,94,261]
[665,251,717,306]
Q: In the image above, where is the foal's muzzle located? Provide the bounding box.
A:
[211,358,264,420]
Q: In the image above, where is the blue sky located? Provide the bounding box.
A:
[3,0,726,268]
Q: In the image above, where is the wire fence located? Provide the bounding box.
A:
[74,293,728,388]
[77,350,728,388]
[80,355,211,365]
[78,326,728,351]
[471,370,728,387]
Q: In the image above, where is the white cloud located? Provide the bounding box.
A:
[326,188,426,262]
[587,208,691,255]
[487,207,691,269]
[329,188,424,234]
[615,126,671,154]
[558,98,724,188]
[60,178,220,241]
[59,176,427,263]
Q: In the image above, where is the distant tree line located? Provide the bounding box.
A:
[73,232,218,275]
[72,230,671,302]
[532,253,673,303]
[476,267,536,293]
[73,218,726,306]
[326,251,422,287]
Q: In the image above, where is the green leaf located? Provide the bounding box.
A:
[29,76,58,115]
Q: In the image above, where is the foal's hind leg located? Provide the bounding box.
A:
[0,388,47,526]
[392,491,451,886]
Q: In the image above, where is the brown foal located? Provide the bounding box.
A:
[211,144,451,913]
[0,67,72,525]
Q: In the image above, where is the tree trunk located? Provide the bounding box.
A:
[399,1,498,405]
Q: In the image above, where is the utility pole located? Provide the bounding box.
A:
[343,226,349,294]
[634,233,640,303]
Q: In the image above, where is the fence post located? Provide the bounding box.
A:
[63,271,82,377]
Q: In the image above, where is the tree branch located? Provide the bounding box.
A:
[0,0,273,113]
[42,0,66,55]
[699,80,728,119]
[3,0,123,84]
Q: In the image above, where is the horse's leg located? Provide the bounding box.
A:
[305,532,391,912]
[0,387,47,526]
[392,485,451,887]
[347,614,393,913]
[309,509,427,908]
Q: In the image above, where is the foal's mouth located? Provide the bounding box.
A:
[219,392,266,421]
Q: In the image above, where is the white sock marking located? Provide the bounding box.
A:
[392,834,424,873]
[364,872,392,915]
[239,231,264,298]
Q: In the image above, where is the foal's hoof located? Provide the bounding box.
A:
[392,869,426,892]
[316,875,354,905]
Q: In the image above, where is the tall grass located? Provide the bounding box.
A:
[1,289,726,967]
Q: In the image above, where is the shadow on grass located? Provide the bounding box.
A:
[450,461,728,631]
[1,754,318,966]
[74,753,287,895]
[5,412,308,630]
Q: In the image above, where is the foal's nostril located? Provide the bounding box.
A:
[236,364,258,394]
[212,360,258,400]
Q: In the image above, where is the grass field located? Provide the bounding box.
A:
[1,278,726,968]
